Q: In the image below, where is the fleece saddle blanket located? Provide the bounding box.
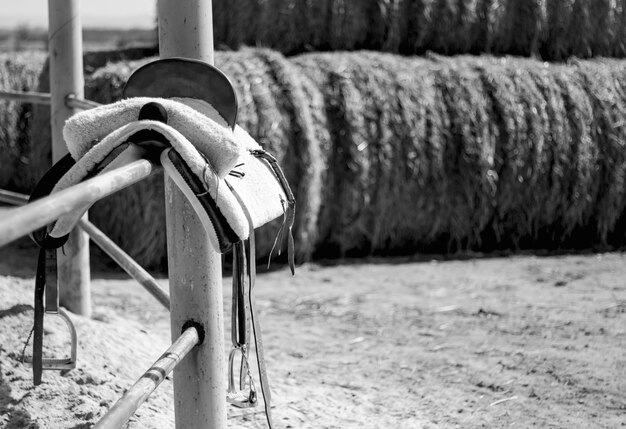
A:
[47,96,294,260]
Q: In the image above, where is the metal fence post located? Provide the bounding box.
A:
[157,0,227,428]
[48,0,91,317]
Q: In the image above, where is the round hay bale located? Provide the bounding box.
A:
[436,58,498,249]
[550,65,598,238]
[296,52,500,255]
[475,58,545,247]
[581,59,626,245]
[292,53,367,257]
[0,51,47,191]
[211,0,626,61]
[523,61,568,237]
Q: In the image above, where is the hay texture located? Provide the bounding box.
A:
[0,51,47,190]
[213,0,626,61]
[21,49,626,268]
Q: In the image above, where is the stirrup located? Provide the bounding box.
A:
[227,347,257,408]
[25,308,77,371]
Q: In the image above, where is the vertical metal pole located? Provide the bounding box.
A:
[158,1,226,428]
[158,0,214,64]
[48,0,91,317]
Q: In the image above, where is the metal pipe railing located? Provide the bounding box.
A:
[66,94,101,110]
[0,189,30,206]
[0,90,100,110]
[93,326,200,429]
[0,90,52,105]
[79,219,170,309]
[0,190,170,310]
[0,159,160,248]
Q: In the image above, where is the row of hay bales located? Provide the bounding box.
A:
[213,0,626,61]
[4,49,626,268]
[0,52,47,191]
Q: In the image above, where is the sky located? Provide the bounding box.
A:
[0,0,156,29]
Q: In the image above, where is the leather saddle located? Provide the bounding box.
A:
[27,58,295,429]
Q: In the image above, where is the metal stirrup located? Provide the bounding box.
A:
[27,248,77,385]
[227,242,257,408]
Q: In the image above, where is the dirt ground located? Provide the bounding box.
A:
[0,239,624,428]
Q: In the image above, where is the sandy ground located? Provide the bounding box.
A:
[0,239,625,428]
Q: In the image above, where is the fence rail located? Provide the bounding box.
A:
[66,94,101,110]
[0,190,170,310]
[93,326,200,429]
[0,150,180,427]
[0,90,100,110]
[0,189,29,206]
[0,90,53,105]
[79,219,170,309]
[0,158,159,248]
[0,149,183,427]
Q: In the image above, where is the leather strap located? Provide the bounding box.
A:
[29,154,76,249]
[29,156,76,386]
[247,229,274,428]
[232,241,253,394]
[32,248,59,385]
[228,181,274,428]
[44,245,59,314]
[232,243,247,348]
[250,149,296,274]
[32,248,46,385]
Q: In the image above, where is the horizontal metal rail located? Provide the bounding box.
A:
[0,90,101,110]
[79,219,170,309]
[0,190,170,310]
[66,94,101,110]
[93,326,200,429]
[0,159,160,248]
[0,90,53,105]
[0,189,30,206]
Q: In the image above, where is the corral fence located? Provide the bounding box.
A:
[0,0,229,427]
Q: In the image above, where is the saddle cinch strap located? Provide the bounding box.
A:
[27,58,296,429]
